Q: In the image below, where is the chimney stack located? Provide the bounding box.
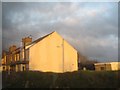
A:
[9,45,17,52]
[22,37,32,46]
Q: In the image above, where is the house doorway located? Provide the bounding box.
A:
[22,66,25,71]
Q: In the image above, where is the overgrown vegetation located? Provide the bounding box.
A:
[2,70,119,88]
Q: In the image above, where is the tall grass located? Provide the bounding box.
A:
[2,70,119,88]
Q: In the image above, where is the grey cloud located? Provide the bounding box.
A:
[2,2,118,62]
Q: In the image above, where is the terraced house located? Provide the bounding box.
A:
[1,31,78,73]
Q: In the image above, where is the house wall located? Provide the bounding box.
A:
[29,32,78,73]
[64,40,78,72]
[105,64,111,71]
[95,64,111,71]
[94,64,105,71]
[15,64,28,72]
[2,65,6,71]
[95,62,120,71]
[118,63,120,70]
[110,62,120,71]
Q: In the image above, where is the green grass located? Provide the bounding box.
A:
[2,70,119,88]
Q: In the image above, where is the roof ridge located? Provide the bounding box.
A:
[26,31,55,46]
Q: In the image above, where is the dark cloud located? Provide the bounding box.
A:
[2,2,118,62]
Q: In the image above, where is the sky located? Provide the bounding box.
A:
[2,2,118,62]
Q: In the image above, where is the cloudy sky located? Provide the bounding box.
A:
[2,2,118,62]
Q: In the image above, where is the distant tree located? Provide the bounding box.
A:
[77,52,99,70]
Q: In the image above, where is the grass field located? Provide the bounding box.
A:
[2,70,120,88]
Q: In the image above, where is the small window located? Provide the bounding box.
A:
[23,66,25,71]
[3,67,5,71]
[101,67,105,70]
